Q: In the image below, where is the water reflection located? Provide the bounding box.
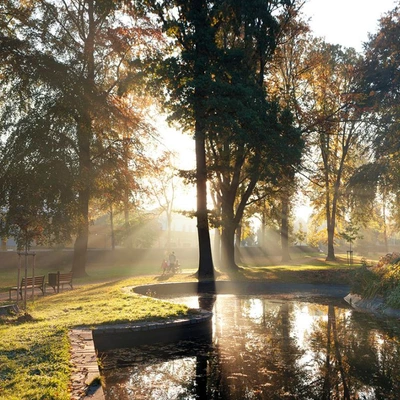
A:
[101,295,400,399]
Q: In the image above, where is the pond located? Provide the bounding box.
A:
[100,294,400,399]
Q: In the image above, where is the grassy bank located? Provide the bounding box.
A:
[0,254,367,399]
[351,252,400,309]
[0,276,191,399]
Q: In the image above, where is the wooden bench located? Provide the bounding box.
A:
[9,275,46,300]
[48,271,73,293]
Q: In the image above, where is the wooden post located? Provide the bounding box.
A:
[17,254,21,303]
[17,251,37,313]
[23,251,28,311]
[32,253,36,298]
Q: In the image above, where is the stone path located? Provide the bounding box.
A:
[69,329,105,400]
[344,293,400,319]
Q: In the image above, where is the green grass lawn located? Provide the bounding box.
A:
[237,254,365,284]
[0,253,370,399]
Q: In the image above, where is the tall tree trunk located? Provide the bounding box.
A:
[280,191,291,262]
[235,224,242,264]
[71,111,92,277]
[324,132,351,261]
[72,119,91,277]
[72,0,95,277]
[110,204,115,251]
[213,228,221,269]
[220,193,239,271]
[326,219,336,261]
[221,224,237,271]
[210,192,221,268]
[72,186,90,277]
[220,167,258,273]
[195,126,215,279]
[325,183,336,261]
[193,0,215,280]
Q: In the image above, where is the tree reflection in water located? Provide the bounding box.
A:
[100,295,400,399]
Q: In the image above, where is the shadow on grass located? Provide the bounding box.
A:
[154,274,173,282]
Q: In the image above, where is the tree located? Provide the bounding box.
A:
[354,5,400,240]
[146,151,180,249]
[203,0,303,271]
[302,42,369,261]
[339,220,362,264]
[265,12,310,261]
[363,5,400,113]
[144,0,221,279]
[294,222,307,246]
[145,0,304,274]
[0,0,158,276]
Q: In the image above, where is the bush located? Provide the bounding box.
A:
[386,285,400,309]
[376,252,400,268]
[352,252,400,307]
[351,266,383,299]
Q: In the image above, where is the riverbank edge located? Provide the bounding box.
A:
[344,293,400,319]
[69,308,213,399]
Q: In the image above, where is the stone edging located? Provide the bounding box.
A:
[92,308,213,352]
[69,308,212,399]
[93,309,211,336]
[344,293,400,319]
[69,329,104,400]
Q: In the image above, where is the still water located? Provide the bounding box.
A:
[100,294,400,399]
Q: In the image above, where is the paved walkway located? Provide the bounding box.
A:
[69,329,105,400]
[0,290,12,302]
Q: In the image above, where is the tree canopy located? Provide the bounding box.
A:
[0,0,159,275]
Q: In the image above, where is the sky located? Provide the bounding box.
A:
[302,0,398,52]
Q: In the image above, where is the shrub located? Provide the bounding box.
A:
[386,285,400,309]
[352,253,400,307]
[351,266,383,299]
[376,252,400,268]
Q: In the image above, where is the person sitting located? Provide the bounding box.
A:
[169,251,176,265]
[174,259,181,273]
[161,259,168,275]
[168,251,176,272]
